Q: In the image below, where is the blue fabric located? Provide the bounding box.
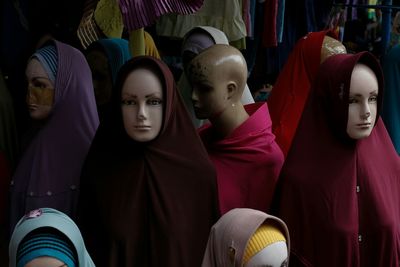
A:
[33,45,58,83]
[276,0,286,43]
[382,45,400,154]
[96,38,132,83]
[17,232,76,267]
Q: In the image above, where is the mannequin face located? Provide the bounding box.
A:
[121,68,163,142]
[86,49,113,106]
[346,64,378,140]
[26,58,55,120]
[245,241,288,267]
[24,256,65,267]
[188,61,230,119]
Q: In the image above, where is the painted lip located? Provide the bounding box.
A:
[28,104,38,111]
[134,125,151,129]
[356,123,372,128]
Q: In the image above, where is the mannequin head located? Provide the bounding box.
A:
[121,67,164,142]
[346,63,379,139]
[187,44,247,120]
[86,48,113,106]
[320,36,347,64]
[26,45,57,120]
[25,58,55,120]
[243,224,288,267]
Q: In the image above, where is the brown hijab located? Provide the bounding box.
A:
[78,56,219,267]
[273,52,400,266]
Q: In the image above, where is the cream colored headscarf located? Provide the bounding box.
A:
[178,26,254,128]
[202,208,290,267]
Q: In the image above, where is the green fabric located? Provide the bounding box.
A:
[94,0,124,38]
[0,70,18,166]
[9,208,95,267]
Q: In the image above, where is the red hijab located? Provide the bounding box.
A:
[267,30,337,157]
[273,52,400,266]
[78,56,219,267]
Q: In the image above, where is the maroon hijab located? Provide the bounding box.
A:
[273,52,400,266]
[78,56,219,267]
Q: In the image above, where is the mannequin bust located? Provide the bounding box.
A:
[346,63,379,139]
[320,36,347,64]
[121,67,164,142]
[202,208,289,267]
[187,44,249,138]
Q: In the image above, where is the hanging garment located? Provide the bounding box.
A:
[10,40,99,231]
[78,56,219,267]
[274,52,400,266]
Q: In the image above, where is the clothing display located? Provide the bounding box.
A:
[274,52,400,266]
[178,26,254,128]
[202,208,290,267]
[78,56,219,267]
[9,207,95,267]
[199,102,284,214]
[267,30,337,157]
[10,40,99,231]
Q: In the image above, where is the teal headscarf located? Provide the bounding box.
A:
[91,38,131,83]
[9,208,95,267]
[382,45,400,154]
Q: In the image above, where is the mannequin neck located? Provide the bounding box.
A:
[209,101,249,138]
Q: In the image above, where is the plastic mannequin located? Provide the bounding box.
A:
[9,208,95,267]
[179,26,254,128]
[202,208,290,267]
[25,58,54,120]
[121,67,163,142]
[187,44,284,214]
[346,63,378,140]
[187,44,249,138]
[78,56,218,266]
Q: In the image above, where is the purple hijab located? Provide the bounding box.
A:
[10,40,99,231]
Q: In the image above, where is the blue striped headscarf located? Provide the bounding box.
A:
[17,230,77,267]
[32,45,58,83]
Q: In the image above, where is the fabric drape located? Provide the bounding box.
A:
[78,56,219,267]
[273,52,400,267]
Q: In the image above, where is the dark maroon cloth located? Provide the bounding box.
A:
[78,56,219,267]
[273,52,400,267]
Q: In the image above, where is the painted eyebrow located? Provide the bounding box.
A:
[121,93,162,98]
[29,76,52,82]
[350,91,378,97]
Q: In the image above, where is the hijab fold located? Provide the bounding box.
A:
[78,56,219,267]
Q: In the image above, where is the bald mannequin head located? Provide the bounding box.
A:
[187,44,249,137]
[320,36,347,64]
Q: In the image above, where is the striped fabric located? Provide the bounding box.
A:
[32,45,58,83]
[77,0,106,49]
[118,0,204,30]
[17,232,77,267]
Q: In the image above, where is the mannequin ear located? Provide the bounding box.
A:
[226,81,238,100]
